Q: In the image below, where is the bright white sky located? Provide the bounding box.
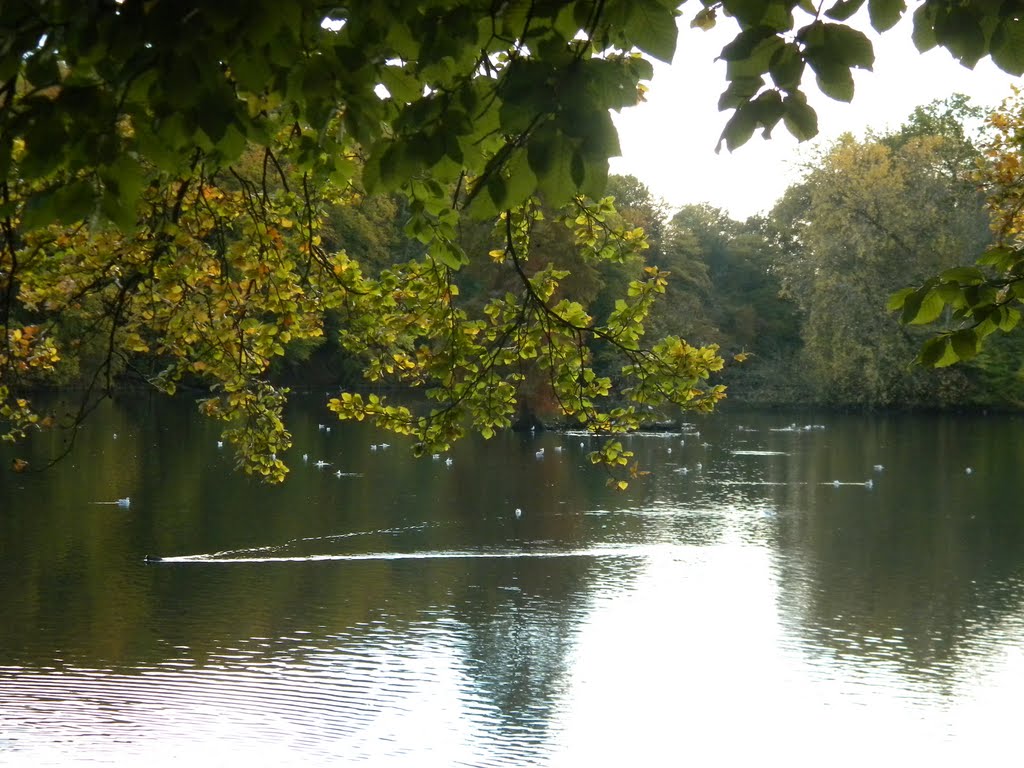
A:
[610,13,1023,220]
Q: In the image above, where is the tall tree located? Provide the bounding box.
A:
[2,1,1022,479]
[772,103,992,405]
[892,88,1024,384]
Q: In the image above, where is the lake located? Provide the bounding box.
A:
[1,394,1023,766]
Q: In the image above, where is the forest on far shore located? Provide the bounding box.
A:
[26,93,1024,414]
[140,93,1024,413]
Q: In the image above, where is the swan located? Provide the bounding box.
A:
[514,508,522,519]
[873,464,884,472]
[535,448,545,459]
[445,457,453,466]
[965,467,974,475]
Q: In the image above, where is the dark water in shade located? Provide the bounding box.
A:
[1,394,1023,766]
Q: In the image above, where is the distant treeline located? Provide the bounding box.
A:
[40,95,1024,412]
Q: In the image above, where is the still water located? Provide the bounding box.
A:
[1,394,1023,766]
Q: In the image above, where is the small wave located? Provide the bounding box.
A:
[148,545,676,564]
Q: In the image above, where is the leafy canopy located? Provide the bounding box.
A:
[891,87,1024,369]
[2,0,1022,481]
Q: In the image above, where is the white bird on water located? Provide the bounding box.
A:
[965,467,974,475]
[514,508,523,519]
[535,448,545,459]
[91,495,131,507]
[873,464,884,472]
[445,457,453,466]
[314,460,331,468]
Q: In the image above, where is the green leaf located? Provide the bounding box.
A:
[103,155,146,208]
[720,28,776,63]
[722,0,790,28]
[911,4,938,51]
[527,129,557,178]
[625,0,678,63]
[725,36,785,79]
[751,89,785,137]
[918,337,945,367]
[868,0,905,32]
[998,307,1021,333]
[718,77,765,111]
[812,61,855,102]
[977,245,1017,271]
[949,329,979,361]
[769,43,805,90]
[429,238,468,270]
[823,24,875,69]
[938,266,985,285]
[886,287,915,312]
[691,8,717,30]
[782,92,817,140]
[905,288,945,325]
[933,7,986,68]
[53,180,97,225]
[824,0,866,22]
[529,128,576,206]
[717,103,759,152]
[990,19,1024,76]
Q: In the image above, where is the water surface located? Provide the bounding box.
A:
[1,396,1022,765]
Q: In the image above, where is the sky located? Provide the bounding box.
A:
[609,13,1023,220]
